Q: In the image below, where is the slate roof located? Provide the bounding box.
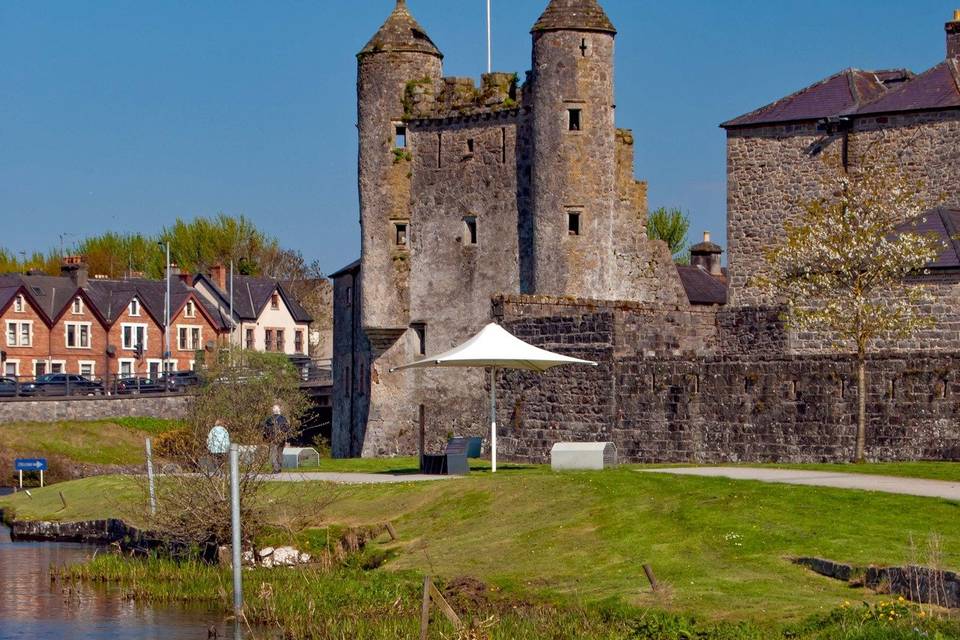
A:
[359,0,442,58]
[532,0,616,34]
[328,259,361,279]
[676,266,728,306]
[0,273,230,329]
[722,69,913,128]
[856,59,960,115]
[194,274,312,324]
[895,207,960,269]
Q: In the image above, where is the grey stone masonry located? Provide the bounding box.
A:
[0,395,190,424]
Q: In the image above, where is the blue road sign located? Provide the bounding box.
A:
[15,458,47,472]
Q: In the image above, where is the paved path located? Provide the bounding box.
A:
[261,472,460,485]
[643,467,960,501]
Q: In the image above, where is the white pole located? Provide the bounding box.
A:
[490,366,497,473]
[164,242,171,372]
[145,437,157,516]
[18,470,22,489]
[229,443,243,616]
[486,0,492,74]
[40,470,44,488]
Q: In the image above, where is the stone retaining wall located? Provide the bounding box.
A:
[0,395,191,424]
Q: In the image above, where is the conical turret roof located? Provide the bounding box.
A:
[531,0,616,34]
[359,0,442,58]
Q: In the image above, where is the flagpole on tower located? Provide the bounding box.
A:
[486,0,492,73]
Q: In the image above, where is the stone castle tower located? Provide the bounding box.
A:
[333,0,689,458]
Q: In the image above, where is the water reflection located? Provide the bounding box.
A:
[0,524,262,639]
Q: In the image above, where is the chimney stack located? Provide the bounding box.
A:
[947,10,960,59]
[61,255,89,288]
[210,263,227,291]
[690,232,724,277]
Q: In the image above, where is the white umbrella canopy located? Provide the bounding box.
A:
[391,323,597,472]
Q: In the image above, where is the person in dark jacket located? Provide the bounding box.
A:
[263,404,289,474]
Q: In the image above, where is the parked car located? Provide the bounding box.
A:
[115,377,175,395]
[0,376,19,397]
[20,374,104,397]
[162,370,203,392]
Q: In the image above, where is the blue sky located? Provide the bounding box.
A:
[1,1,955,273]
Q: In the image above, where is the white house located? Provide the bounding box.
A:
[194,266,312,357]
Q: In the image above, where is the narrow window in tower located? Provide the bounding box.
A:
[501,127,507,164]
[568,109,582,131]
[412,323,426,356]
[463,216,478,245]
[395,125,407,148]
[437,133,443,168]
[394,222,409,247]
[580,38,589,57]
[568,211,582,236]
[466,138,475,155]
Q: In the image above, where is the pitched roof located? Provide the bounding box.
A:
[328,259,361,279]
[195,274,312,324]
[531,0,616,34]
[855,59,960,115]
[359,0,442,58]
[722,68,913,128]
[676,266,728,306]
[0,273,230,329]
[895,207,960,269]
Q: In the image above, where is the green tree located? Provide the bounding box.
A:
[647,207,691,262]
[755,160,942,463]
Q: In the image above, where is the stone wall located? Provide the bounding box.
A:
[0,394,191,424]
[497,302,960,464]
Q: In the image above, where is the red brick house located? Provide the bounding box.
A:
[0,260,230,380]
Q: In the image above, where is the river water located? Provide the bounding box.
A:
[0,524,260,639]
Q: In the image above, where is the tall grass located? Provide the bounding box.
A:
[58,555,960,640]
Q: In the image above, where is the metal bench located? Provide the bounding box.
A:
[421,437,480,476]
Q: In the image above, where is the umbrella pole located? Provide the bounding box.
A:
[490,366,497,474]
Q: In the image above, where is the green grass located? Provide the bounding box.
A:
[7,468,959,625]
[0,418,182,468]
[743,462,960,483]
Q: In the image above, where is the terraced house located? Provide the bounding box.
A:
[0,258,230,380]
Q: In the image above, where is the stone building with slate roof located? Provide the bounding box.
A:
[723,11,960,336]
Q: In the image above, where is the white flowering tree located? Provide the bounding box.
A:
[756,160,943,463]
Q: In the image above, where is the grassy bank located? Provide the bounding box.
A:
[4,466,959,624]
[59,553,959,639]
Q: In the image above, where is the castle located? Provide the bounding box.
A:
[332,1,960,463]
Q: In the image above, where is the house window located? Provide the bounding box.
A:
[50,362,64,374]
[122,324,147,351]
[34,361,46,377]
[119,360,134,377]
[148,360,161,378]
[568,211,582,236]
[295,331,304,354]
[65,322,91,349]
[184,300,195,318]
[395,125,407,148]
[245,328,254,349]
[276,329,285,352]
[463,216,478,245]
[79,361,95,377]
[129,299,140,316]
[412,323,426,356]
[177,326,202,351]
[394,222,409,247]
[271,293,280,310]
[6,321,32,347]
[72,298,83,314]
[264,329,273,351]
[4,361,18,376]
[568,109,581,131]
[13,295,24,313]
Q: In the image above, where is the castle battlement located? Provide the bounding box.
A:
[403,72,521,121]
